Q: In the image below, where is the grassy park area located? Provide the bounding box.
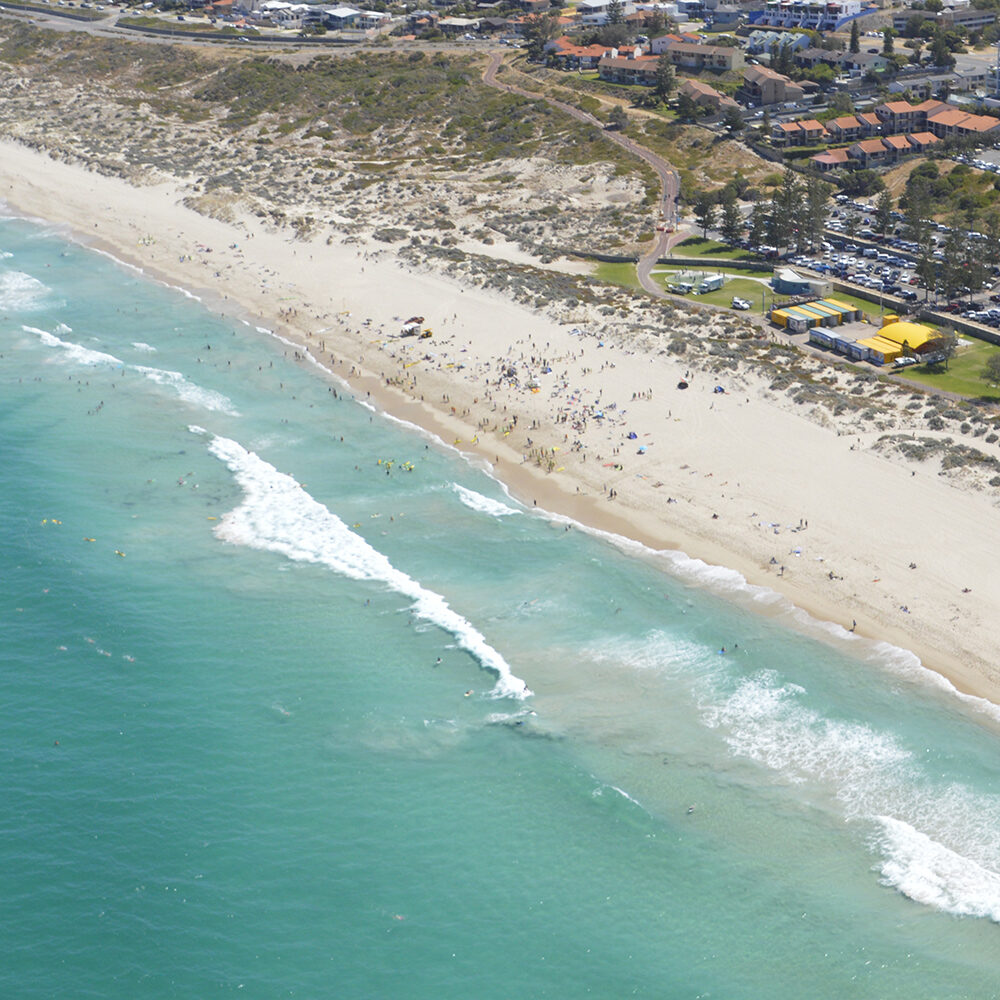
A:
[592,260,643,290]
[895,338,1000,400]
[668,236,759,262]
[650,268,769,312]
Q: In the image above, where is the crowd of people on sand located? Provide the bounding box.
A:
[202,223,981,652]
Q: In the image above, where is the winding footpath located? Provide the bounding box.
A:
[482,52,681,298]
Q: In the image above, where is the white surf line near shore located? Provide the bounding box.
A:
[487,473,1000,726]
[343,376,1000,726]
[600,630,1000,923]
[452,483,521,518]
[196,428,531,699]
[0,269,49,311]
[23,324,239,415]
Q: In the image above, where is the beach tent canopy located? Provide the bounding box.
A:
[876,321,939,352]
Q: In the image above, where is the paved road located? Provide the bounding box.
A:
[482,52,682,298]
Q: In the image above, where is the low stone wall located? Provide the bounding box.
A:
[661,255,773,273]
[920,310,1000,347]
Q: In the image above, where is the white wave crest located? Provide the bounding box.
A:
[23,324,123,367]
[0,270,48,310]
[874,816,1000,922]
[700,667,1000,919]
[203,433,530,699]
[24,325,238,414]
[703,672,911,793]
[452,484,520,518]
[133,365,238,415]
[132,341,157,353]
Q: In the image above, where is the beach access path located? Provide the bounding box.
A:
[481,52,684,298]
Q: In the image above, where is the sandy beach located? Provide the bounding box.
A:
[4,137,1000,708]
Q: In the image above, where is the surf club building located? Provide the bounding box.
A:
[771,304,945,366]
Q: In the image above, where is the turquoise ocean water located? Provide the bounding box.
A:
[3,213,1000,998]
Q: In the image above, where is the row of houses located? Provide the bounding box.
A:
[810,132,941,170]
[589,51,815,109]
[875,99,1000,138]
[773,99,1000,157]
[890,4,999,33]
[591,36,746,84]
[678,77,739,112]
[572,0,705,27]
[240,0,391,29]
[750,0,874,31]
[794,46,888,76]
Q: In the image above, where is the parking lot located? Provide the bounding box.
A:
[784,192,1000,328]
[783,235,922,302]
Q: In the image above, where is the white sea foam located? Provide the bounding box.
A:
[132,342,157,353]
[23,324,124,367]
[23,324,238,414]
[264,329,328,373]
[700,667,1000,919]
[202,432,530,699]
[452,484,520,518]
[528,492,1000,727]
[0,270,48,310]
[703,672,912,796]
[133,365,239,416]
[874,816,1000,922]
[609,784,644,808]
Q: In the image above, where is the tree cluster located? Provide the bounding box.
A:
[746,170,830,253]
[900,162,1000,299]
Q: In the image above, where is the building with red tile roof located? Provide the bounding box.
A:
[677,78,738,112]
[597,53,660,85]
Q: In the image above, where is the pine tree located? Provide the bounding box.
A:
[654,53,675,103]
[719,193,744,246]
[748,202,768,251]
[722,104,745,133]
[767,170,803,252]
[849,19,860,54]
[802,175,829,250]
[874,190,893,235]
[693,192,717,239]
[931,29,954,70]
[676,91,699,121]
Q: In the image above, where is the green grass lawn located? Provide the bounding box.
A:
[821,291,896,319]
[593,261,643,290]
[651,270,768,312]
[654,262,772,278]
[894,338,1000,399]
[670,236,757,261]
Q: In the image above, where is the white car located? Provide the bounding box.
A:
[731,297,752,310]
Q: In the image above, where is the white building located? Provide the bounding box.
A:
[750,0,867,31]
[577,0,638,26]
[323,4,361,27]
[257,0,312,27]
